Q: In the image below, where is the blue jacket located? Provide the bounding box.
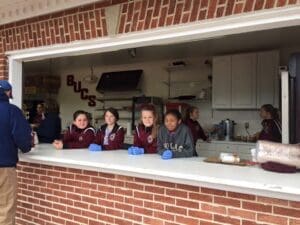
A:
[0,91,32,167]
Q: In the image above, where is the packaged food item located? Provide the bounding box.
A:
[219,153,240,163]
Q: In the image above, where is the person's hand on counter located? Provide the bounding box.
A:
[53,140,63,149]
[161,149,173,160]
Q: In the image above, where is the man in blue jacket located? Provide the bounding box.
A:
[0,80,32,225]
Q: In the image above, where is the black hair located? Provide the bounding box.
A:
[73,110,88,121]
[261,104,280,121]
[165,109,182,120]
[104,107,119,121]
[184,106,197,121]
[44,99,60,114]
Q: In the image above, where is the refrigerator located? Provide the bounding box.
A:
[284,53,300,144]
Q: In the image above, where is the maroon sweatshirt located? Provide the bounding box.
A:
[63,124,96,149]
[94,124,125,150]
[133,124,157,154]
[184,118,207,146]
[258,119,282,143]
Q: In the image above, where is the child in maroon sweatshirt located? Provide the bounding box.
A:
[94,108,125,150]
[53,110,95,149]
[256,104,282,143]
[133,104,159,154]
[184,106,208,156]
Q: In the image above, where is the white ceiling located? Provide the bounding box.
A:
[0,0,101,25]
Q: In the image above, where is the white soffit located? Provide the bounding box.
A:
[0,0,102,26]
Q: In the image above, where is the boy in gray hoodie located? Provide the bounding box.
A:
[157,109,195,159]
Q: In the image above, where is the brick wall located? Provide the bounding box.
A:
[1,0,300,79]
[17,162,300,225]
[117,0,300,33]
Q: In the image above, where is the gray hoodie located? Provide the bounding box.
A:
[157,123,195,158]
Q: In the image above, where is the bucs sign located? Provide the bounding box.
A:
[67,74,96,107]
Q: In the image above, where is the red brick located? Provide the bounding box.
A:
[115,202,133,212]
[190,0,200,22]
[189,193,213,202]
[228,208,256,220]
[290,201,300,208]
[144,201,164,211]
[153,0,162,17]
[277,0,287,7]
[201,203,226,214]
[145,185,164,194]
[273,206,300,218]
[254,0,265,10]
[159,7,168,26]
[143,217,164,225]
[134,207,153,216]
[173,3,184,24]
[134,191,153,200]
[114,187,133,196]
[139,0,148,20]
[265,0,276,8]
[257,213,288,225]
[126,182,144,190]
[168,0,176,14]
[234,3,244,14]
[125,197,143,206]
[67,206,81,215]
[124,212,142,222]
[242,201,272,213]
[107,191,123,202]
[214,214,241,225]
[98,199,114,207]
[188,209,212,220]
[81,210,98,219]
[176,216,199,225]
[176,199,199,209]
[154,195,175,204]
[201,187,226,196]
[166,189,188,198]
[289,219,300,225]
[207,0,218,18]
[257,196,288,206]
[166,205,187,215]
[228,192,256,201]
[154,211,175,221]
[288,0,297,4]
[214,196,241,208]
[183,0,192,11]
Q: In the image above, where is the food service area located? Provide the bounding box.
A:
[2,1,300,225]
[23,26,299,160]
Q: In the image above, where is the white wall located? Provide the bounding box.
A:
[41,55,263,137]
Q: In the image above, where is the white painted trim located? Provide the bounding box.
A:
[6,6,300,62]
[8,58,23,108]
[281,71,290,144]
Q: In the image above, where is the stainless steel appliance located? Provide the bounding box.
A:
[218,119,235,141]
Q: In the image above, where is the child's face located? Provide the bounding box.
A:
[36,104,44,114]
[190,109,199,120]
[165,114,180,132]
[73,114,88,129]
[105,111,116,126]
[141,110,154,127]
[259,108,269,119]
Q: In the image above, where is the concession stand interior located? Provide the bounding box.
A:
[3,1,300,225]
